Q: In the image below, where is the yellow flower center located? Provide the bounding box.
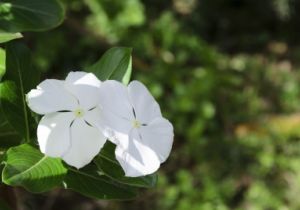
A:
[74,108,84,118]
[132,120,141,128]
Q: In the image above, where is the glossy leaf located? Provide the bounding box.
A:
[0,42,39,141]
[64,165,137,200]
[87,47,132,84]
[2,144,67,192]
[0,32,22,43]
[94,141,157,188]
[0,0,65,32]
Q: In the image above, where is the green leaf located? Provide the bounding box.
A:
[0,42,39,142]
[2,144,67,192]
[4,42,40,91]
[87,47,132,84]
[0,48,5,80]
[0,108,21,149]
[0,151,4,181]
[94,141,157,188]
[0,82,28,139]
[0,0,65,32]
[0,32,22,43]
[64,165,137,200]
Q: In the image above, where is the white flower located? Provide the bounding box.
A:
[27,71,106,169]
[99,80,174,177]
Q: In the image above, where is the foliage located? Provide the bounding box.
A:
[0,32,22,44]
[0,0,65,32]
[86,47,132,84]
[2,0,300,209]
[0,0,158,204]
[2,144,67,192]
[43,0,300,209]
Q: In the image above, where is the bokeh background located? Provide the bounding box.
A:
[16,0,300,209]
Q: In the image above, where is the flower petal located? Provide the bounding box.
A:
[62,118,106,169]
[101,108,132,145]
[140,118,174,162]
[65,71,102,110]
[37,112,74,157]
[83,106,104,129]
[128,81,162,124]
[115,129,161,177]
[27,79,78,114]
[99,80,134,121]
[83,105,129,145]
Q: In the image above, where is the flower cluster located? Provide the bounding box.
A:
[27,72,174,177]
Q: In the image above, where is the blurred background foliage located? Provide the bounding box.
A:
[16,0,300,209]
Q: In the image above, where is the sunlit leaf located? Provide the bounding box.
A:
[0,48,5,80]
[0,32,22,43]
[2,144,67,192]
[87,47,132,84]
